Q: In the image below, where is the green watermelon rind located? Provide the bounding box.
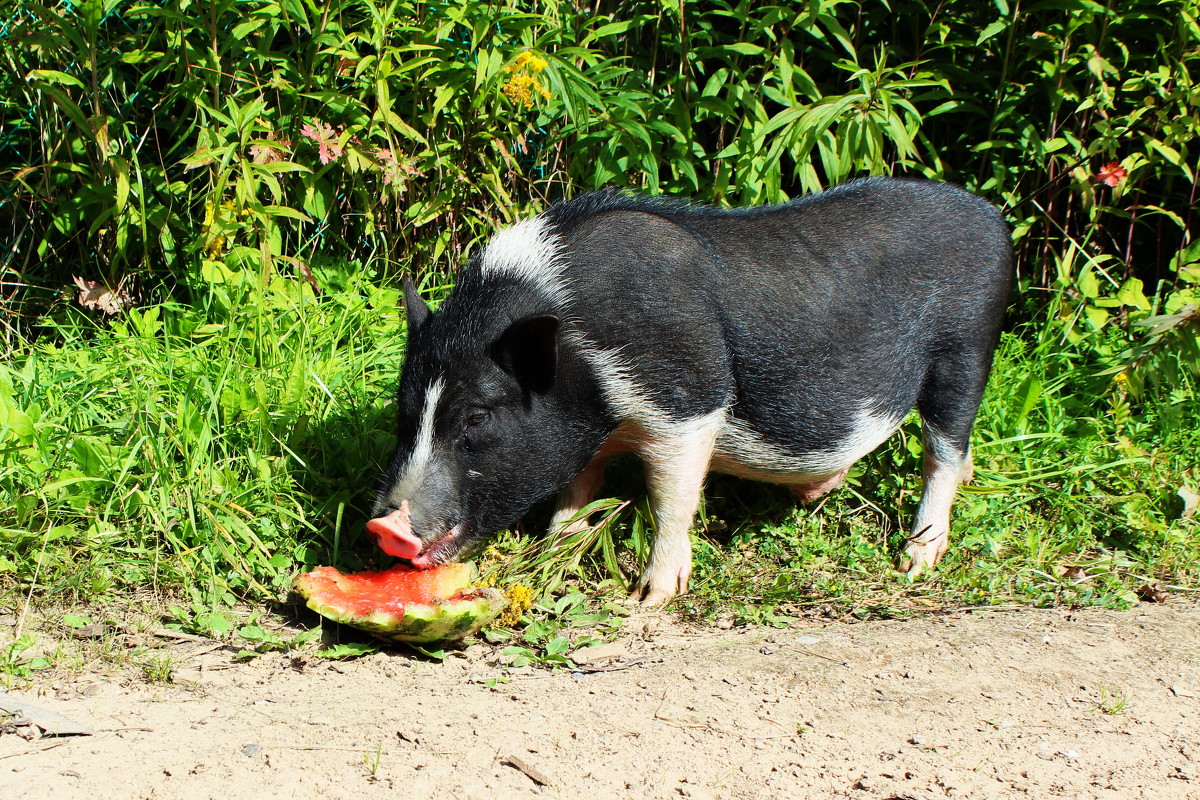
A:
[301,586,509,645]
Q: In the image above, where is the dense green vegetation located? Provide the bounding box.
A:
[1,0,1197,663]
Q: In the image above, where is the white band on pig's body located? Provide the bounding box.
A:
[565,326,905,480]
[382,376,445,510]
[715,408,905,480]
[478,216,571,306]
[566,333,687,435]
[476,216,700,440]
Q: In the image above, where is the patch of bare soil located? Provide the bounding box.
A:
[3,601,1199,800]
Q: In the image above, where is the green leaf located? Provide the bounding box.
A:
[722,42,767,56]
[316,642,378,660]
[1078,265,1100,299]
[1115,278,1150,311]
[110,156,130,212]
[411,645,447,660]
[262,205,312,223]
[195,612,233,636]
[975,19,1008,46]
[25,69,85,88]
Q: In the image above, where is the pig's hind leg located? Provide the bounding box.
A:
[631,411,724,605]
[899,356,987,575]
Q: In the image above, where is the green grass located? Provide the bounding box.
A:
[1,263,1198,668]
[1,261,410,617]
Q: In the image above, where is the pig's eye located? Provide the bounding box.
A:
[462,410,490,431]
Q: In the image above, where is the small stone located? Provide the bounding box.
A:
[172,668,203,684]
[909,734,925,746]
[241,743,261,757]
[679,782,716,799]
[570,642,627,666]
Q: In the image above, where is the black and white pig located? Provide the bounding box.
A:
[366,177,1013,603]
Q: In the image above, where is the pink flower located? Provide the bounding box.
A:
[300,120,343,164]
[1096,161,1127,187]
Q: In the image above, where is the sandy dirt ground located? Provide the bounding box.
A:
[3,601,1199,800]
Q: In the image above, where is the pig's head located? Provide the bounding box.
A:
[367,270,609,568]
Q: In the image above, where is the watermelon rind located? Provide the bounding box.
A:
[374,590,509,644]
[296,575,509,644]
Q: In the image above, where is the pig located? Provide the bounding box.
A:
[366,177,1013,603]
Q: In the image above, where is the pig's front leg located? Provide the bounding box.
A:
[549,455,609,540]
[631,412,723,604]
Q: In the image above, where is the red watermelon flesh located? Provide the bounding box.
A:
[297,563,474,616]
[294,562,508,644]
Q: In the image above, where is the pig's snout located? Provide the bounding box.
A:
[366,507,423,561]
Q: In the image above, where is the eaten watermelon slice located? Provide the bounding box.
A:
[294,562,508,644]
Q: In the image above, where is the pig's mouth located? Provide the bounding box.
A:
[407,524,469,569]
[365,507,475,569]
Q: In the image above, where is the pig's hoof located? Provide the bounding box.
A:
[898,531,948,577]
[629,567,689,605]
[630,586,676,606]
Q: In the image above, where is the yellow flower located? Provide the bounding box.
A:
[501,73,550,107]
[508,50,548,74]
[201,199,247,257]
[497,584,534,627]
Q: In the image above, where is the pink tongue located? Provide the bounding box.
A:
[366,509,423,560]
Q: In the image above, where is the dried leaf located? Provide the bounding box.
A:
[73,276,129,315]
[1137,582,1169,603]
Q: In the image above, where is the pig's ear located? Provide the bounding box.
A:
[492,314,560,394]
[403,276,431,329]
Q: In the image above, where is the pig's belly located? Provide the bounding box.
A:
[710,406,905,484]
